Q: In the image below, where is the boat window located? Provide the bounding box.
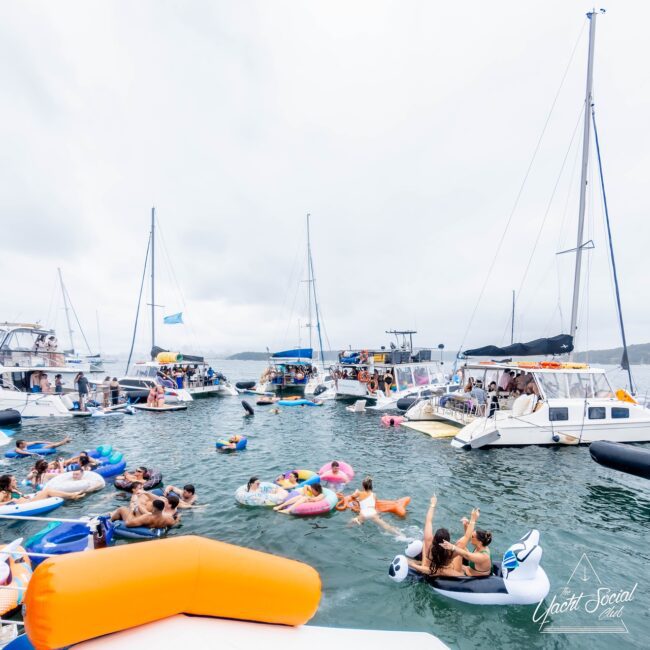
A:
[611,407,629,419]
[592,372,614,398]
[549,407,569,421]
[396,367,414,391]
[536,373,568,399]
[413,366,429,386]
[588,407,606,420]
[567,373,594,398]
[2,330,38,351]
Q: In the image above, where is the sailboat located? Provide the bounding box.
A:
[412,11,650,448]
[119,208,236,401]
[257,214,334,398]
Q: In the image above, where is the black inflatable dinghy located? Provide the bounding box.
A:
[590,440,650,479]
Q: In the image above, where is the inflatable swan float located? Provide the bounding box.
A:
[389,529,550,605]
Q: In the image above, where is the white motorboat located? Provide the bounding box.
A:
[333,330,460,411]
[0,362,106,418]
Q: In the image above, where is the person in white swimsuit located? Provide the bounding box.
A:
[348,477,399,535]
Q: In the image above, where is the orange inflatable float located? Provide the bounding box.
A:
[335,494,411,517]
[24,535,321,650]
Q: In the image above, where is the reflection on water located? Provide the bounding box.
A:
[1,360,649,649]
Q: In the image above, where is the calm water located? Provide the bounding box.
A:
[2,361,649,649]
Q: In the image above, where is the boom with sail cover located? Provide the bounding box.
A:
[271,348,313,359]
[463,335,573,358]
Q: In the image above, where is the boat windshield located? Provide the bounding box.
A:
[535,372,614,399]
[133,365,159,379]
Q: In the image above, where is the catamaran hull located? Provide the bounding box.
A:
[0,390,72,418]
[452,419,650,449]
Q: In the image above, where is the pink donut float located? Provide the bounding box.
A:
[290,488,339,516]
[381,415,404,427]
[318,460,355,484]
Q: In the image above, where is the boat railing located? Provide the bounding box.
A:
[427,394,483,425]
[0,349,67,369]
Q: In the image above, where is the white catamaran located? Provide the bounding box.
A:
[407,11,650,448]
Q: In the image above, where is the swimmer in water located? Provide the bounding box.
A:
[348,476,399,535]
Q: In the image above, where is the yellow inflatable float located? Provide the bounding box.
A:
[24,535,321,650]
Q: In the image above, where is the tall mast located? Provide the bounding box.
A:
[307,213,326,368]
[57,267,74,353]
[306,214,313,352]
[568,10,599,357]
[151,207,156,351]
[511,290,515,345]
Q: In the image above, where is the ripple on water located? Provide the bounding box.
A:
[2,360,650,649]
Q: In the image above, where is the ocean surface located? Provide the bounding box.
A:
[2,361,649,649]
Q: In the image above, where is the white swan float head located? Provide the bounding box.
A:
[389,529,550,606]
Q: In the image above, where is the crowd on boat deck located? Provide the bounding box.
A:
[155,365,223,389]
[439,370,542,417]
[261,364,315,383]
[331,367,396,394]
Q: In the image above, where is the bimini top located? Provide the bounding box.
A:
[271,348,313,360]
[463,334,573,358]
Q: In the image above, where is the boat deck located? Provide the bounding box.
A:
[401,420,459,438]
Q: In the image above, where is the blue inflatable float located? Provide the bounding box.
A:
[5,444,57,459]
[111,520,167,540]
[277,399,321,407]
[25,516,114,566]
[215,436,248,451]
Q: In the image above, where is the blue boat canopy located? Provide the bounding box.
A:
[271,348,313,359]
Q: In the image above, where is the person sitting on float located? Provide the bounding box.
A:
[407,495,465,577]
[26,459,62,488]
[347,477,399,535]
[130,485,182,521]
[439,508,493,577]
[275,470,300,487]
[116,466,149,487]
[110,498,176,530]
[62,451,100,470]
[163,483,197,508]
[13,437,71,457]
[0,473,85,503]
[219,435,243,451]
[245,476,283,496]
[273,482,325,514]
[327,461,350,485]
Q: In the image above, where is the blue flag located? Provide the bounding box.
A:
[163,312,183,325]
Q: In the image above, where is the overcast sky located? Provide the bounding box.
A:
[1,1,649,358]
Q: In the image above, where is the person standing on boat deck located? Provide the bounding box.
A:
[39,373,52,394]
[101,376,111,407]
[29,371,42,393]
[75,372,90,411]
[498,370,511,392]
[470,380,487,414]
[109,377,120,405]
[54,374,64,394]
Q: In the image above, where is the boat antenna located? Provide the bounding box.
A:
[307,213,326,368]
[57,267,75,353]
[591,104,635,393]
[568,9,603,357]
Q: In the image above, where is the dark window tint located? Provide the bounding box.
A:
[588,407,606,420]
[549,407,569,421]
[612,407,629,419]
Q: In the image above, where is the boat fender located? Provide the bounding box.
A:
[241,400,254,416]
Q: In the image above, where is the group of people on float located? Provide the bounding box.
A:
[109,479,198,530]
[2,435,200,533]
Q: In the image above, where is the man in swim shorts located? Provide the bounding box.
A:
[110,499,176,529]
[163,483,197,508]
[13,437,71,457]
